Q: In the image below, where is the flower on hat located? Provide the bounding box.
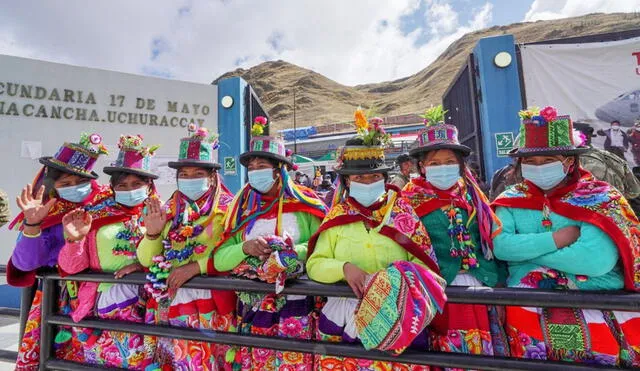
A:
[419,105,448,127]
[117,134,159,157]
[352,107,391,147]
[572,129,587,147]
[518,106,540,120]
[78,132,109,155]
[251,116,268,136]
[540,106,558,123]
[255,116,267,126]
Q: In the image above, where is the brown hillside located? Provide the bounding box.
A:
[214,13,640,132]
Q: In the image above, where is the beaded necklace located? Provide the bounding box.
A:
[113,216,143,259]
[444,192,479,270]
[145,191,214,300]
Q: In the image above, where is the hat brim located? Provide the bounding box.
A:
[168,160,221,170]
[508,146,592,158]
[239,151,293,168]
[409,143,472,158]
[103,166,159,179]
[39,157,99,179]
[336,165,393,175]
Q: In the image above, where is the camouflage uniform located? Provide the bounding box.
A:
[0,188,10,228]
[580,147,640,199]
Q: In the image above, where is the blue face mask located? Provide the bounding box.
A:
[425,164,460,190]
[56,182,92,203]
[248,168,276,193]
[115,186,148,207]
[521,161,568,190]
[349,180,385,207]
[178,178,209,201]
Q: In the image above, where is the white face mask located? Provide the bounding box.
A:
[521,161,568,190]
[612,126,620,131]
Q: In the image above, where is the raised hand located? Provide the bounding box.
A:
[144,197,166,237]
[16,184,56,225]
[62,209,92,242]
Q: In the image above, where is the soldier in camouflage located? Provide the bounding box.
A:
[574,122,640,214]
[0,188,10,228]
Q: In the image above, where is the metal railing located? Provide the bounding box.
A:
[0,265,20,364]
[33,270,640,371]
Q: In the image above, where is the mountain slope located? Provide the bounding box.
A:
[215,13,640,132]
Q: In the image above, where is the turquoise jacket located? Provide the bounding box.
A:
[420,209,506,287]
[493,206,623,290]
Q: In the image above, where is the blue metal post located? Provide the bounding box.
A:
[216,77,248,194]
[472,34,523,179]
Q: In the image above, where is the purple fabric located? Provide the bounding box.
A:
[11,224,64,271]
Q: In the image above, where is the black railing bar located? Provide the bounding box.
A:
[0,307,20,317]
[0,264,6,275]
[0,349,17,363]
[43,272,640,311]
[39,278,56,371]
[45,359,127,371]
[47,315,623,371]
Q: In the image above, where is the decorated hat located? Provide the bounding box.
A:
[409,105,471,159]
[39,133,109,179]
[335,108,392,175]
[239,116,293,168]
[103,134,159,179]
[509,106,590,157]
[168,125,221,170]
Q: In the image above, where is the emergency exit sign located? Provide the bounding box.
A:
[495,132,514,157]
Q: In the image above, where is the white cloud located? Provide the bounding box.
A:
[0,0,494,86]
[525,0,640,21]
[427,1,460,35]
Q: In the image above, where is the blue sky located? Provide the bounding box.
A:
[0,0,638,86]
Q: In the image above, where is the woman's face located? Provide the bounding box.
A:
[178,166,214,186]
[346,172,384,186]
[53,173,90,189]
[420,149,459,167]
[521,155,574,171]
[112,174,148,192]
[247,157,275,172]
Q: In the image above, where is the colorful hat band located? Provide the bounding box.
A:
[179,138,213,161]
[113,148,151,171]
[520,115,574,150]
[50,142,99,174]
[250,136,286,156]
[416,124,460,147]
[341,146,385,161]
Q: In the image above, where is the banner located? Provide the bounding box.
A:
[521,36,640,166]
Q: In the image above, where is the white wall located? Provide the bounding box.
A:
[0,54,218,268]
